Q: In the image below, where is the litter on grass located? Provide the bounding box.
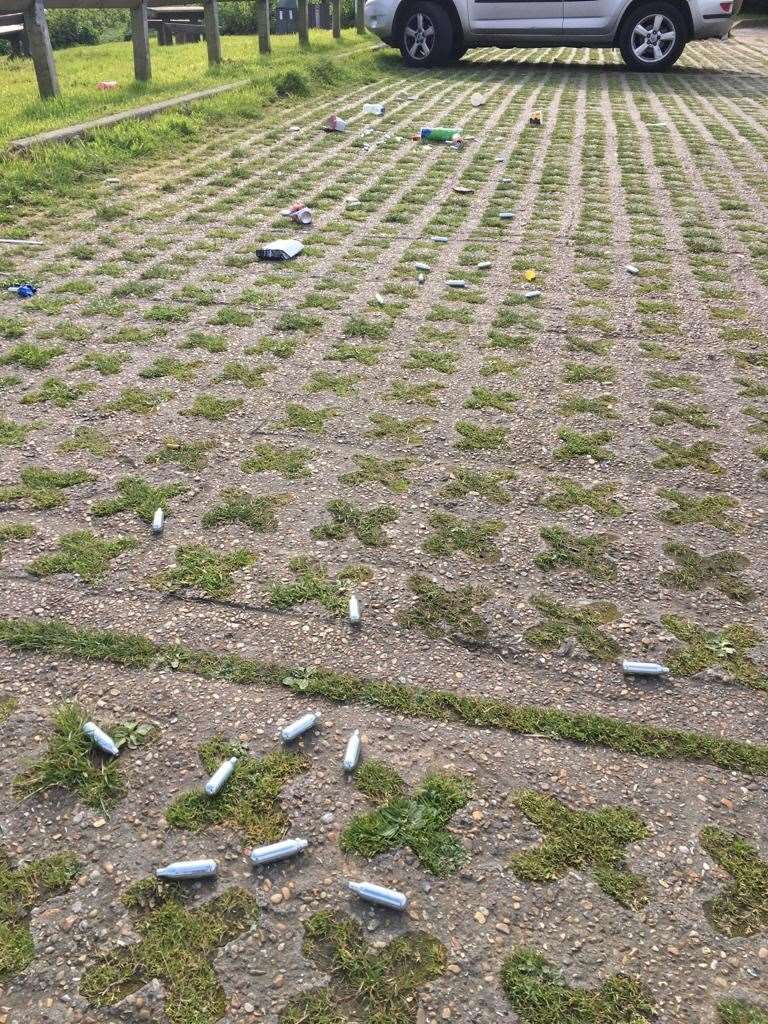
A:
[362,102,385,115]
[324,114,347,132]
[525,289,542,299]
[157,860,217,880]
[281,712,318,743]
[626,264,640,275]
[152,508,164,535]
[343,730,362,771]
[529,110,542,126]
[257,239,304,261]
[453,185,474,194]
[97,81,118,90]
[83,722,119,757]
[476,261,492,270]
[447,279,466,288]
[470,92,487,107]
[250,839,308,865]
[416,126,463,144]
[622,660,670,676]
[204,757,237,796]
[7,283,37,298]
[0,238,43,247]
[281,201,313,226]
[348,881,407,910]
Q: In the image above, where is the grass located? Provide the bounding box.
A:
[651,400,718,429]
[501,948,655,1024]
[661,543,754,603]
[368,413,434,445]
[0,415,39,447]
[424,512,505,562]
[80,885,259,1024]
[3,617,768,776]
[0,851,80,982]
[0,522,36,561]
[312,499,399,547]
[165,737,308,844]
[0,696,17,724]
[699,827,768,938]
[202,489,288,533]
[454,420,507,451]
[510,790,649,909]
[280,910,446,1024]
[0,467,94,509]
[340,455,415,494]
[662,616,767,693]
[542,479,623,516]
[0,342,65,369]
[280,403,337,434]
[104,386,172,414]
[652,438,724,475]
[340,760,472,876]
[555,429,612,462]
[440,467,516,504]
[241,443,313,480]
[181,395,243,422]
[535,526,616,581]
[21,377,94,408]
[719,1002,768,1024]
[152,544,255,599]
[146,438,216,471]
[270,556,372,615]
[657,489,740,533]
[398,575,490,646]
[13,702,153,810]
[28,530,138,583]
[92,477,188,523]
[525,595,619,660]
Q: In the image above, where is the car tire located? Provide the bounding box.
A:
[451,43,468,61]
[399,1,455,67]
[618,1,686,70]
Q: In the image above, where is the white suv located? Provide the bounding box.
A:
[364,0,735,70]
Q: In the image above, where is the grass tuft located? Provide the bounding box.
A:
[312,499,399,547]
[525,595,619,660]
[153,545,255,599]
[28,531,137,583]
[398,575,490,646]
[699,827,768,938]
[92,477,188,523]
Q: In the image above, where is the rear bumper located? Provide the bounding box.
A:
[690,0,735,38]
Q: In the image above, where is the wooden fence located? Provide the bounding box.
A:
[0,0,366,100]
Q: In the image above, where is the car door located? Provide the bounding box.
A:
[562,0,621,35]
[467,0,565,35]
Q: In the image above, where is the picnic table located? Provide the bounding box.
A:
[0,10,29,55]
[147,5,205,45]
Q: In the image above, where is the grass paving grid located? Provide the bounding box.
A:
[2,35,768,1024]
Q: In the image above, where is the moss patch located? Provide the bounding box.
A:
[657,488,740,533]
[661,543,754,602]
[662,615,767,693]
[699,827,768,938]
[340,455,415,494]
[153,544,255,599]
[441,467,516,504]
[241,443,313,480]
[424,512,504,562]
[0,851,80,982]
[92,476,188,523]
[0,522,35,561]
[2,618,767,775]
[510,790,649,909]
[368,413,435,445]
[181,395,243,422]
[28,530,137,583]
[14,702,154,810]
[535,526,616,581]
[80,885,259,1024]
[340,760,472,876]
[312,499,399,547]
[279,910,446,1024]
[0,467,94,510]
[542,479,623,516]
[166,737,308,844]
[202,489,288,533]
[652,438,723,475]
[525,595,619,660]
[455,420,507,450]
[555,428,612,462]
[146,438,216,471]
[501,948,655,1023]
[270,556,372,615]
[398,574,490,645]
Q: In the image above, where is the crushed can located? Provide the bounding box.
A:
[83,721,119,757]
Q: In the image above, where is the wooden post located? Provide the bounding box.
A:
[131,1,152,81]
[355,0,364,34]
[297,0,309,47]
[331,0,340,38]
[203,0,221,64]
[23,0,59,100]
[256,0,271,53]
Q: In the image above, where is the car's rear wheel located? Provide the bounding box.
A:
[399,1,455,67]
[619,1,686,70]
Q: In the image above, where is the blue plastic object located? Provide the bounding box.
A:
[8,283,37,298]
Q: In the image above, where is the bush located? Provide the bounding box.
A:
[46,10,128,49]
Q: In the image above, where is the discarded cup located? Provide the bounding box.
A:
[83,721,119,757]
[324,114,347,132]
[622,660,670,676]
[204,756,237,796]
[362,102,385,115]
[470,92,486,107]
[152,508,164,536]
[281,202,313,226]
[529,111,542,126]
[343,729,362,771]
[348,881,407,910]
[281,712,318,743]
[156,859,217,880]
[7,283,36,298]
[250,838,308,866]
[349,594,362,626]
[257,239,304,261]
